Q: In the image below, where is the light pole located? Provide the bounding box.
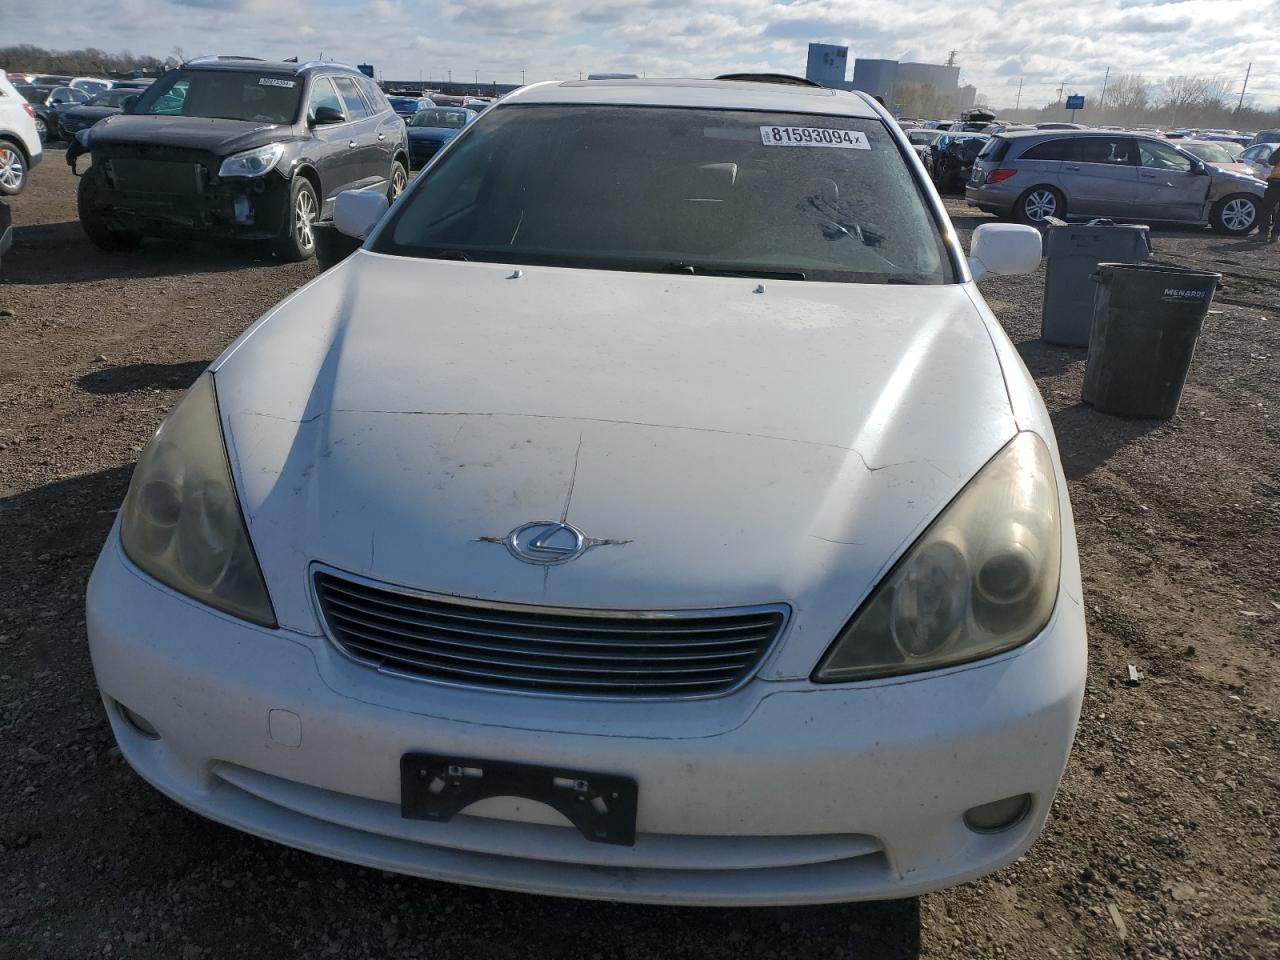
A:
[474,69,479,86]
[521,69,526,86]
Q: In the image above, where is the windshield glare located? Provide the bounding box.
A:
[133,69,302,124]
[411,109,471,128]
[378,105,952,284]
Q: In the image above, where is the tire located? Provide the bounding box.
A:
[76,166,142,250]
[388,159,408,202]
[34,117,48,144]
[0,139,28,196]
[1210,194,1259,236]
[1015,185,1065,225]
[272,176,318,262]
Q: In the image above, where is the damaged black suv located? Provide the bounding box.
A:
[69,57,409,260]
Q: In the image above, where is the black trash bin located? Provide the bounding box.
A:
[1042,219,1151,347]
[1082,263,1222,419]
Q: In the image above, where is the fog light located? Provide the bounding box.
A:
[963,793,1031,833]
[116,702,160,740]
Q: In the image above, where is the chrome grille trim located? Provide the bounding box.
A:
[312,566,789,699]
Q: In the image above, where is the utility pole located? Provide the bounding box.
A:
[1237,62,1252,112]
[1015,77,1023,111]
[447,68,452,84]
[1057,79,1066,106]
[1099,66,1110,109]
[474,69,479,85]
[521,69,526,86]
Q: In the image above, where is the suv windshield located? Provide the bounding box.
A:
[411,108,471,128]
[377,105,953,284]
[133,69,302,124]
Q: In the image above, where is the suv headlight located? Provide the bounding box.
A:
[218,143,286,178]
[813,432,1060,682]
[119,373,276,626]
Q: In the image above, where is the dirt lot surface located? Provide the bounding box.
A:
[1,158,1277,960]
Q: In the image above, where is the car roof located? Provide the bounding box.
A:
[503,78,881,117]
[181,57,364,78]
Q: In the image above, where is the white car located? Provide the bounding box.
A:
[69,76,112,96]
[87,78,1086,906]
[0,71,43,195]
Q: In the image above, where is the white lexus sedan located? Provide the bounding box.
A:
[87,78,1086,906]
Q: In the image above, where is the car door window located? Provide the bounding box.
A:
[308,76,344,121]
[1076,137,1134,165]
[1138,140,1193,173]
[333,77,371,121]
[152,78,189,115]
[1021,138,1081,162]
[357,77,389,115]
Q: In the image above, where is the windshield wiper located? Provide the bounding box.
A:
[423,249,473,262]
[661,262,806,281]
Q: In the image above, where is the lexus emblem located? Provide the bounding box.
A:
[505,521,589,565]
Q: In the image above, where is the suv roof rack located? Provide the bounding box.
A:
[296,60,362,75]
[186,56,265,64]
[714,73,822,88]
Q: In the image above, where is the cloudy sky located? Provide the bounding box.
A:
[6,0,1277,110]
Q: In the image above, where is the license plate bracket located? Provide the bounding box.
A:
[400,753,639,846]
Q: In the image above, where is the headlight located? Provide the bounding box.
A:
[218,143,286,179]
[813,432,1060,682]
[119,373,276,626]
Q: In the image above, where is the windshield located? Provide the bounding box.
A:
[907,130,941,145]
[88,90,136,108]
[1182,143,1233,164]
[133,69,302,123]
[17,86,49,105]
[377,105,953,284]
[411,108,471,128]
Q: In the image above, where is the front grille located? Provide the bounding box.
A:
[314,570,787,698]
[107,157,205,195]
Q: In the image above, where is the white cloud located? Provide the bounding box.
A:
[4,0,1277,108]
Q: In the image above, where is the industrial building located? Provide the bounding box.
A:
[804,43,971,112]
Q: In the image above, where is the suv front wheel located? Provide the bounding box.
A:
[1015,185,1065,225]
[1210,195,1258,236]
[273,176,318,261]
[77,166,142,249]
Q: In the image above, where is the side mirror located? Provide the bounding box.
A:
[968,223,1042,281]
[121,94,140,114]
[334,189,389,240]
[311,105,345,126]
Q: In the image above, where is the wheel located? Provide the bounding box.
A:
[1210,195,1258,236]
[34,117,47,144]
[273,176,318,261]
[0,139,27,196]
[388,159,408,201]
[1015,185,1065,225]
[77,166,142,249]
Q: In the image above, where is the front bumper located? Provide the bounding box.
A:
[88,162,292,240]
[87,533,1086,906]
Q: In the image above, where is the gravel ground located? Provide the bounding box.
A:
[1,157,1277,960]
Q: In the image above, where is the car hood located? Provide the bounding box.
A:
[84,114,290,155]
[212,252,1019,677]
[1208,161,1262,180]
[62,105,119,122]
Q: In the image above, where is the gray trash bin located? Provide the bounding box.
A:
[1042,220,1151,347]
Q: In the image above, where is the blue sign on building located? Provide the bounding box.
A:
[1065,95,1085,110]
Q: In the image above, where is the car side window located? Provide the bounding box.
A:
[1138,140,1193,173]
[152,79,189,116]
[1076,137,1134,165]
[333,77,372,121]
[1021,138,1080,162]
[358,77,389,115]
[308,77,344,121]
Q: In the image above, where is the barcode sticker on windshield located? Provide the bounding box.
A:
[759,126,870,149]
[259,78,296,88]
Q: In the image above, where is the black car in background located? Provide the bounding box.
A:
[15,84,91,142]
[927,133,990,193]
[57,88,139,141]
[70,57,410,261]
